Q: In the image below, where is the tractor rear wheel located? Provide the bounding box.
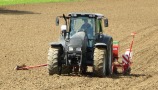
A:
[93,48,107,77]
[47,47,61,75]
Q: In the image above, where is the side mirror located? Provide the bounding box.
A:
[56,17,59,26]
[104,18,108,27]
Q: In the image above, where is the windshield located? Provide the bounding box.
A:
[70,17,95,39]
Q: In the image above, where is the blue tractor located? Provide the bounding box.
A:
[47,13,113,77]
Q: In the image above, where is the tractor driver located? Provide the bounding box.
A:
[81,19,91,31]
[80,19,94,39]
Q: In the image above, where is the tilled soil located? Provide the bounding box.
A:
[0,0,158,90]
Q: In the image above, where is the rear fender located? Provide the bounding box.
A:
[98,35,112,45]
[96,34,113,50]
[95,43,107,48]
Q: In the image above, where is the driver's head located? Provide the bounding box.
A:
[83,19,88,23]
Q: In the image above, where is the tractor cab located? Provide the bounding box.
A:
[68,13,108,48]
[56,13,108,47]
[68,13,108,37]
[69,15,95,38]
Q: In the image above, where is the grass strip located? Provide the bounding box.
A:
[0,0,78,6]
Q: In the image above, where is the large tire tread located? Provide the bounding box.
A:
[93,48,107,77]
[47,47,60,75]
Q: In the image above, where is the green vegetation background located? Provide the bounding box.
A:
[0,0,77,6]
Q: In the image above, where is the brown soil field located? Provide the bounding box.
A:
[0,0,158,90]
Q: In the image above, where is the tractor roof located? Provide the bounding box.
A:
[68,12,104,18]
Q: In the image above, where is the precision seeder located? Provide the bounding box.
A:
[112,32,136,75]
